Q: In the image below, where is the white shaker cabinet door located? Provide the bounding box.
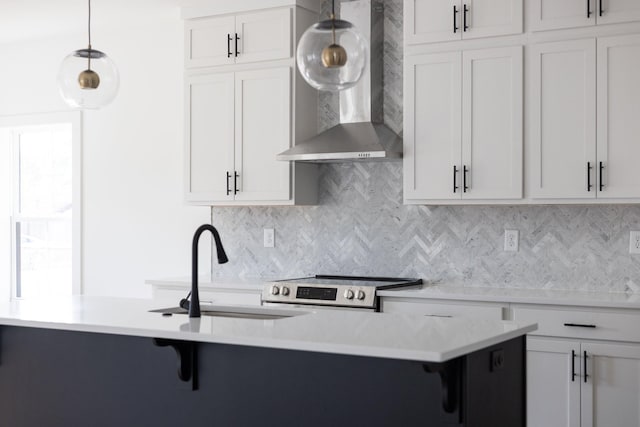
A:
[185,16,236,68]
[235,8,292,64]
[527,337,581,427]
[185,73,235,203]
[528,39,597,199]
[405,0,462,45]
[234,67,291,202]
[597,0,640,25]
[528,0,595,31]
[404,52,462,201]
[596,34,640,199]
[581,342,640,427]
[463,0,523,40]
[461,46,522,199]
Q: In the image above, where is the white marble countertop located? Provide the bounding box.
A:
[145,276,265,291]
[378,285,640,309]
[0,296,535,363]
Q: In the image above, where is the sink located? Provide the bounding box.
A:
[150,304,307,320]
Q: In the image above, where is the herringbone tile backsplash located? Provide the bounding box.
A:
[209,0,640,292]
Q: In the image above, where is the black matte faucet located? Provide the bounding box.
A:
[190,224,229,318]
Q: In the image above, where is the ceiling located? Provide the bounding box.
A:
[0,0,190,45]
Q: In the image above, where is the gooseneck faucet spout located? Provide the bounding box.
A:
[190,224,229,318]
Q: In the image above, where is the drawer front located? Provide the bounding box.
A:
[513,305,640,342]
[381,299,505,320]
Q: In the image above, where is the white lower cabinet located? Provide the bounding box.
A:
[527,337,640,427]
[515,305,640,427]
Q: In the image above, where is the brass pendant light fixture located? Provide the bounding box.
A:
[296,0,367,91]
[58,0,119,109]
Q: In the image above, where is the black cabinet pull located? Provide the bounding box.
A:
[571,350,576,382]
[226,171,231,195]
[599,161,605,191]
[587,0,591,18]
[235,33,240,57]
[587,162,593,191]
[584,351,589,383]
[564,323,597,328]
[234,171,239,194]
[463,4,469,31]
[463,165,469,192]
[453,165,459,193]
[453,5,459,33]
[599,0,604,16]
[227,34,232,58]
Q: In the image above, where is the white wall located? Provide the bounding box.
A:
[0,9,212,298]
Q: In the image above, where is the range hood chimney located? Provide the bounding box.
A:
[277,0,402,163]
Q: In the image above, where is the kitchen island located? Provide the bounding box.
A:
[0,297,536,426]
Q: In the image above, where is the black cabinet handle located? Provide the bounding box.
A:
[463,4,469,31]
[463,165,469,192]
[587,162,593,191]
[227,34,232,58]
[453,165,459,193]
[453,5,459,33]
[226,171,231,195]
[571,350,576,382]
[234,171,239,195]
[587,0,591,18]
[564,323,597,328]
[599,161,605,191]
[235,33,240,57]
[584,351,589,383]
[599,0,604,16]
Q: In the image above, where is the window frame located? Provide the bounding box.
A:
[0,112,82,298]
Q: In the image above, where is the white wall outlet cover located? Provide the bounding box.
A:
[630,231,640,254]
[264,228,275,248]
[504,229,519,252]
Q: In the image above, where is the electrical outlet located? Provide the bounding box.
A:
[263,228,275,248]
[630,231,640,254]
[490,349,505,372]
[504,229,519,252]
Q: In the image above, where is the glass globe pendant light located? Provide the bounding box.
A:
[296,0,368,91]
[57,0,119,109]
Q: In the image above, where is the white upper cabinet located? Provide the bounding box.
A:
[528,39,597,199]
[596,34,640,199]
[186,73,235,203]
[462,46,523,200]
[404,46,522,203]
[529,0,640,31]
[405,0,522,45]
[529,35,640,200]
[185,8,292,68]
[234,68,291,202]
[404,52,462,200]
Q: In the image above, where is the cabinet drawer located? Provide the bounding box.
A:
[513,305,640,342]
[381,299,505,320]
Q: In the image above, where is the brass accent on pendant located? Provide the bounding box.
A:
[78,69,100,89]
[321,44,347,68]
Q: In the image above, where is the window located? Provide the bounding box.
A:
[0,112,81,299]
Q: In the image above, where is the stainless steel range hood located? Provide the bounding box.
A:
[277,0,402,163]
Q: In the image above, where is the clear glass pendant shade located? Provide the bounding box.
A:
[296,19,368,91]
[57,48,119,109]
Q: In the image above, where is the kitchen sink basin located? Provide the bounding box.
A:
[150,305,307,320]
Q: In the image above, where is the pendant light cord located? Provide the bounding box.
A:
[87,0,92,69]
[331,0,336,44]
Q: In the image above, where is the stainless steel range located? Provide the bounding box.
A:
[262,275,423,312]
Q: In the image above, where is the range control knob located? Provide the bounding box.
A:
[270,285,280,296]
[356,290,366,300]
[281,286,290,296]
[344,289,355,300]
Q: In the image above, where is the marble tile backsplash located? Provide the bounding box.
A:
[209,0,640,292]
